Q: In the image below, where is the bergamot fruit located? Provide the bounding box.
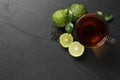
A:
[52,9,68,27]
[69,41,84,57]
[59,33,73,48]
[70,4,87,20]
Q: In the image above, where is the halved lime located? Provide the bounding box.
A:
[68,41,84,57]
[59,33,73,48]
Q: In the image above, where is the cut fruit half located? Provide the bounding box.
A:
[68,41,84,57]
[59,33,73,48]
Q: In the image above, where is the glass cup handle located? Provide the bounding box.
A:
[106,37,117,45]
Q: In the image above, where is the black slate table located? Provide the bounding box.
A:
[0,0,120,80]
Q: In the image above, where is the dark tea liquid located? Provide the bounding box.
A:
[75,13,108,48]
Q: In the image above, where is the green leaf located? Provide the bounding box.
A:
[96,11,113,22]
[104,14,113,22]
[66,9,74,23]
[65,23,74,34]
[96,11,103,16]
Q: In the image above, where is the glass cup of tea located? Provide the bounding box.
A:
[74,13,116,48]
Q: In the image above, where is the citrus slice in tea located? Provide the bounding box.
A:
[59,33,73,48]
[69,41,84,57]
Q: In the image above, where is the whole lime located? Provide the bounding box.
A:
[71,4,87,20]
[52,9,68,27]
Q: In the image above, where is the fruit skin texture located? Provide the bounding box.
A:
[52,9,68,27]
[71,4,87,21]
[68,41,84,57]
[59,33,73,48]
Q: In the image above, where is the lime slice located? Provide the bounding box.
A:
[59,33,73,48]
[68,41,84,57]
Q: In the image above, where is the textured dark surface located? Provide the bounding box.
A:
[0,0,120,80]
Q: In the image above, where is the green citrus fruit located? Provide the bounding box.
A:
[52,9,68,27]
[68,41,84,57]
[59,33,73,48]
[71,4,87,20]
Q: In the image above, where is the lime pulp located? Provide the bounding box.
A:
[68,41,84,57]
[59,33,73,48]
